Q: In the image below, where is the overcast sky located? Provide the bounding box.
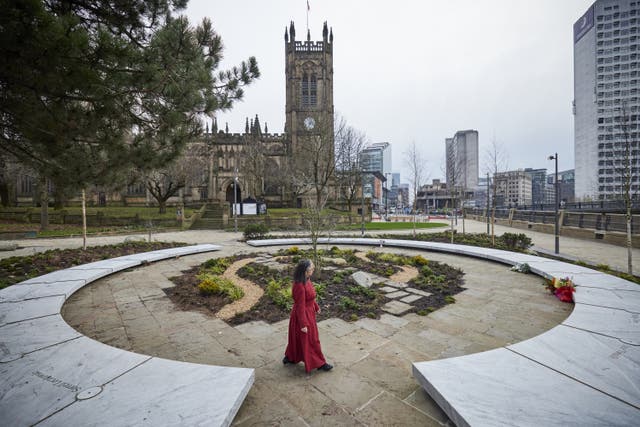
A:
[184,0,594,183]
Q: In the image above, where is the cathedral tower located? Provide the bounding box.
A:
[284,21,334,153]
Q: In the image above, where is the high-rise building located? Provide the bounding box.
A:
[360,142,392,211]
[524,168,548,206]
[445,130,479,190]
[574,0,640,200]
[494,169,533,207]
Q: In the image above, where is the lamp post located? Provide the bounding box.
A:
[233,166,238,233]
[360,171,386,236]
[548,153,559,254]
[486,172,490,234]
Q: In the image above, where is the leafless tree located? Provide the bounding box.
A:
[404,142,427,236]
[142,144,208,213]
[483,138,509,245]
[612,102,635,274]
[334,115,368,219]
[445,139,470,241]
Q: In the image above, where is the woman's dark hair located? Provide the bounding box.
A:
[293,259,312,284]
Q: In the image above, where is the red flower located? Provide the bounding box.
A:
[554,285,575,303]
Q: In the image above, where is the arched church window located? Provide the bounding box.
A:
[310,75,317,105]
[301,72,309,106]
[301,73,317,107]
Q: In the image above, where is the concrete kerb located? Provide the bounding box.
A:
[247,237,640,426]
[0,244,255,427]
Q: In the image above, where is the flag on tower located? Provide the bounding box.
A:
[307,0,310,11]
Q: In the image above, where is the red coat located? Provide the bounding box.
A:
[285,279,326,372]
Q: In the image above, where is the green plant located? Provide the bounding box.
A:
[197,274,244,301]
[339,296,360,310]
[444,295,456,304]
[499,233,532,251]
[243,223,269,240]
[411,255,429,266]
[201,257,233,275]
[366,312,376,319]
[420,265,434,276]
[596,263,611,271]
[348,286,377,299]
[349,313,359,321]
[284,246,300,255]
[417,309,429,316]
[314,283,327,300]
[266,278,293,310]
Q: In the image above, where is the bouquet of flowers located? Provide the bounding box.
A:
[545,276,576,303]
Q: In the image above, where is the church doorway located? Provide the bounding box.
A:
[226,182,241,213]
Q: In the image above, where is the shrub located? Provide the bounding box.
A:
[348,285,377,299]
[349,313,359,322]
[366,312,376,319]
[596,263,611,271]
[266,278,293,310]
[314,282,327,300]
[243,223,269,240]
[420,265,434,277]
[444,295,456,304]
[411,255,429,266]
[198,274,244,301]
[499,233,532,251]
[201,257,233,275]
[340,296,360,310]
[284,246,300,255]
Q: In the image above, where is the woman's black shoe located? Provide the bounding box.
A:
[318,363,333,372]
[282,356,294,365]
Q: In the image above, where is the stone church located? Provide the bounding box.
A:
[7,21,335,209]
[161,21,336,209]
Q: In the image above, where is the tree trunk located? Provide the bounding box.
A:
[158,201,166,214]
[82,189,87,250]
[39,175,48,231]
[627,207,632,275]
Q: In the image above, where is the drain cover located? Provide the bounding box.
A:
[76,386,103,400]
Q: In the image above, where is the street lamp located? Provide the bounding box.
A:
[233,166,238,233]
[548,153,559,254]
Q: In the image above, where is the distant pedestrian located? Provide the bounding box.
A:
[282,259,333,372]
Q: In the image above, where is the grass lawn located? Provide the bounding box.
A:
[339,222,448,231]
[266,208,352,218]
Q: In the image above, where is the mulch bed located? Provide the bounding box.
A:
[166,249,466,325]
[0,241,187,289]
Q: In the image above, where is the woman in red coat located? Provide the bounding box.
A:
[283,259,333,372]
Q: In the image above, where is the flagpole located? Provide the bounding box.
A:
[306,0,309,35]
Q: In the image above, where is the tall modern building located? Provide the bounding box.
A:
[445,130,479,190]
[574,0,640,200]
[360,142,392,211]
[524,168,548,206]
[494,170,533,207]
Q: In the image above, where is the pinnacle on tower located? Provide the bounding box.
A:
[245,117,250,134]
[330,27,333,43]
[289,21,295,41]
[264,122,268,133]
[284,26,289,42]
[225,122,229,134]
[205,122,209,134]
[212,117,218,133]
[307,29,311,42]
[253,114,261,135]
[323,21,328,41]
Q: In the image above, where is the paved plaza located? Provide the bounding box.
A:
[2,219,637,425]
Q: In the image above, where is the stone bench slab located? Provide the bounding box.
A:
[0,315,81,363]
[508,325,640,408]
[412,348,640,427]
[563,304,640,345]
[38,357,254,427]
[573,286,640,313]
[0,280,85,302]
[0,296,66,327]
[0,336,150,427]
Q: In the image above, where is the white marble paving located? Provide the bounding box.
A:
[570,273,640,292]
[0,336,150,427]
[413,348,640,427]
[0,296,66,327]
[563,304,640,345]
[18,268,111,285]
[573,286,640,313]
[509,325,640,408]
[0,280,85,302]
[115,244,222,262]
[0,315,81,362]
[66,258,141,271]
[38,357,255,427]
